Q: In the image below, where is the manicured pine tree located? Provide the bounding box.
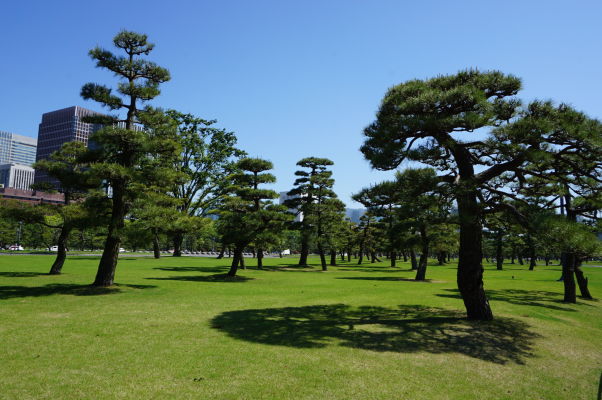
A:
[285,157,334,266]
[32,141,96,274]
[81,31,178,286]
[361,69,601,319]
[219,158,290,276]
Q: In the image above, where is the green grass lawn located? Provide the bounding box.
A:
[1,255,600,399]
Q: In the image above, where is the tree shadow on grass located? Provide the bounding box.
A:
[148,273,253,283]
[0,271,49,278]
[336,277,442,283]
[436,288,581,312]
[0,283,156,300]
[334,266,413,273]
[211,304,537,364]
[153,266,230,274]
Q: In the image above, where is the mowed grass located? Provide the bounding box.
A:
[0,255,600,400]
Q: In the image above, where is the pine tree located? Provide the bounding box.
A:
[81,31,177,286]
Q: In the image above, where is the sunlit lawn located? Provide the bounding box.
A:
[1,254,600,399]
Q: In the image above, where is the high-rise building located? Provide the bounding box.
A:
[34,106,102,187]
[0,130,37,166]
[0,163,35,190]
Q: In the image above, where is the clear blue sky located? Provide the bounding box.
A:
[1,0,600,206]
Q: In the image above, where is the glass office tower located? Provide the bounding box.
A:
[0,130,37,166]
[34,106,102,187]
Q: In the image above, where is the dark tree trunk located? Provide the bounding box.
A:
[257,248,263,269]
[340,252,345,262]
[495,230,503,270]
[544,257,550,266]
[330,250,337,266]
[347,248,351,262]
[456,189,493,320]
[49,225,71,275]
[318,242,327,271]
[228,247,242,277]
[152,230,160,259]
[415,227,429,281]
[527,235,536,271]
[299,233,309,266]
[563,253,577,303]
[402,251,408,262]
[172,233,183,257]
[390,251,396,267]
[518,254,524,265]
[252,248,256,258]
[217,246,225,259]
[510,248,515,264]
[575,260,593,299]
[93,183,126,287]
[410,249,418,270]
[358,243,364,264]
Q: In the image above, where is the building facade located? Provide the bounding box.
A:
[0,130,37,166]
[0,187,65,204]
[34,106,102,187]
[0,164,35,190]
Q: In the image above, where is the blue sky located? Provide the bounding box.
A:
[1,0,600,205]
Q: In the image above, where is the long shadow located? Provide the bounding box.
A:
[336,277,440,283]
[211,304,537,364]
[335,266,413,273]
[153,266,230,274]
[0,271,49,278]
[0,283,156,300]
[436,288,579,311]
[148,273,253,283]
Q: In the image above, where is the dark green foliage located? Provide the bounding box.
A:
[81,30,180,286]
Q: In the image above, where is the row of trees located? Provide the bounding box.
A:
[1,32,599,323]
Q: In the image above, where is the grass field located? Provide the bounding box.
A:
[0,254,600,399]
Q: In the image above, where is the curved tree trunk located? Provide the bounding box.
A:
[575,260,593,299]
[457,189,493,320]
[415,227,429,281]
[49,225,72,275]
[228,246,242,277]
[93,184,126,287]
[217,246,225,259]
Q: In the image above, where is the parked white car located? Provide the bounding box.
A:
[9,245,24,251]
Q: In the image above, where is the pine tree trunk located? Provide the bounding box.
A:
[330,250,337,266]
[358,243,364,264]
[318,242,327,271]
[257,248,263,269]
[217,246,225,259]
[152,230,160,259]
[457,189,493,320]
[299,233,309,266]
[518,254,524,265]
[93,183,126,287]
[173,233,183,257]
[347,248,351,262]
[390,251,396,267]
[340,252,345,261]
[228,247,241,277]
[563,253,577,303]
[410,249,418,270]
[415,227,429,281]
[402,251,408,262]
[49,225,71,275]
[575,260,593,299]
